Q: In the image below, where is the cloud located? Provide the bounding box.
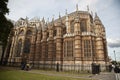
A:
[107,38,120,48]
[7,0,100,21]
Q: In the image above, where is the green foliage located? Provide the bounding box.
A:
[0,0,13,64]
[111,60,120,65]
[0,0,9,15]
[0,0,13,48]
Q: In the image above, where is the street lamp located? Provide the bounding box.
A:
[113,50,116,61]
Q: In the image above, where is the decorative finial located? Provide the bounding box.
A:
[91,11,93,17]
[76,4,78,11]
[59,12,61,19]
[42,17,45,23]
[25,16,28,20]
[52,15,54,21]
[94,12,100,20]
[87,5,89,12]
[25,16,29,26]
[38,17,40,21]
[95,12,97,17]
[65,9,68,15]
[45,22,48,26]
[47,18,49,23]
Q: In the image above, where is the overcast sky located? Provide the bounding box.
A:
[6,0,120,61]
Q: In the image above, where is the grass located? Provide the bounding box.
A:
[31,69,91,77]
[0,66,93,80]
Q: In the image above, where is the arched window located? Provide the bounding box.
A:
[16,39,22,57]
[70,21,74,33]
[19,30,24,35]
[64,40,73,58]
[53,29,57,37]
[26,30,32,36]
[80,20,87,32]
[47,32,49,38]
[84,40,92,58]
[23,39,31,53]
[63,27,66,35]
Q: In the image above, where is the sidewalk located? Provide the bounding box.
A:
[26,70,116,80]
[91,72,116,80]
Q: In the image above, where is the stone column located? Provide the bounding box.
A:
[55,27,63,63]
[74,16,82,62]
[47,29,54,63]
[8,36,15,63]
[41,31,47,67]
[34,31,41,68]
[29,31,36,64]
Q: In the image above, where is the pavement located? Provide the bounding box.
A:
[90,72,116,80]
[114,73,120,80]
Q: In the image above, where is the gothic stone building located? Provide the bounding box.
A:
[6,8,109,71]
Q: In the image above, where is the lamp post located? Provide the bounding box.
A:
[113,50,116,61]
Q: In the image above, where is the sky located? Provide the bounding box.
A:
[6,0,120,61]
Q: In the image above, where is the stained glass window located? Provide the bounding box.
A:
[80,20,87,32]
[16,39,22,57]
[23,39,31,53]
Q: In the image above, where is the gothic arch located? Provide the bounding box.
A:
[70,20,74,33]
[80,20,87,32]
[26,30,32,36]
[19,29,24,35]
[16,39,22,57]
[53,29,57,37]
[23,38,31,54]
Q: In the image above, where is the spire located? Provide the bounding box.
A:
[25,16,29,26]
[25,16,28,21]
[91,11,93,17]
[51,15,54,26]
[45,22,48,27]
[76,4,79,11]
[65,9,69,21]
[94,12,102,24]
[25,16,28,23]
[75,4,80,23]
[59,12,62,22]
[47,18,49,23]
[59,12,61,19]
[95,12,97,17]
[65,9,68,15]
[42,17,45,23]
[95,12,100,19]
[87,5,89,12]
[52,15,54,22]
[57,12,62,26]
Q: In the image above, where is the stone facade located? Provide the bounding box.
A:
[5,7,109,71]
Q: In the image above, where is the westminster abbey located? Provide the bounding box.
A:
[4,6,109,71]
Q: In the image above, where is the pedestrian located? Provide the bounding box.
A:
[56,63,59,72]
[26,63,30,71]
[114,65,119,73]
[21,61,26,70]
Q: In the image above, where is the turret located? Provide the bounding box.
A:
[94,13,104,36]
[74,12,81,35]
[73,6,82,60]
[65,10,70,33]
[94,13,102,25]
[94,13,105,62]
[41,17,46,31]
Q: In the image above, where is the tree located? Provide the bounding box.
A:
[0,0,13,64]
